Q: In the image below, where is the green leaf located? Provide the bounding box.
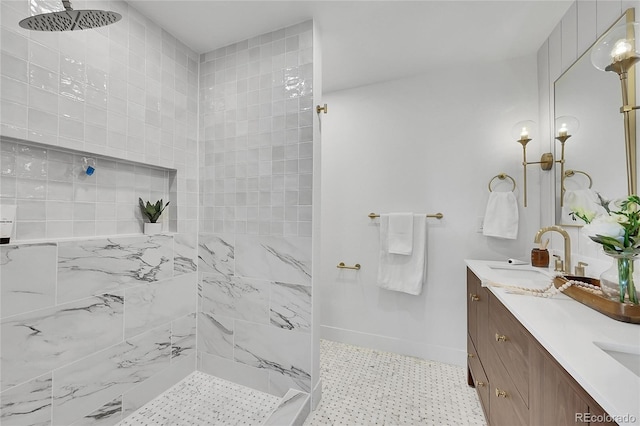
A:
[139,198,169,223]
[591,235,625,251]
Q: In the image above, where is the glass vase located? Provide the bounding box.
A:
[599,252,640,304]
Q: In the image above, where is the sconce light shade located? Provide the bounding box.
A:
[555,116,580,138]
[511,120,536,143]
[591,21,640,74]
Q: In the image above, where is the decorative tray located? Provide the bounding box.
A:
[553,275,640,324]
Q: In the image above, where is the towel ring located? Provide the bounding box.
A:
[563,169,593,190]
[488,173,516,192]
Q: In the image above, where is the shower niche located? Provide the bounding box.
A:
[0,135,177,241]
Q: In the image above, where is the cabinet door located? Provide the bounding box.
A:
[530,342,587,425]
[477,285,490,364]
[467,267,481,346]
[468,334,490,419]
[529,342,616,426]
[489,293,530,404]
[486,340,529,426]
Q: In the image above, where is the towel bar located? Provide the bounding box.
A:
[368,212,443,219]
[337,262,361,270]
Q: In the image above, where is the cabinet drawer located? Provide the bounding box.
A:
[489,293,529,404]
[487,341,529,426]
[468,333,490,419]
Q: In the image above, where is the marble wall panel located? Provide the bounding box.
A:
[174,233,197,276]
[198,351,270,395]
[234,236,311,286]
[0,373,52,426]
[270,281,311,332]
[57,235,174,303]
[121,353,195,418]
[171,313,196,360]
[1,242,57,318]
[234,321,311,394]
[1,293,124,391]
[197,312,234,359]
[200,273,269,323]
[52,325,171,425]
[124,272,196,338]
[198,233,234,277]
[71,396,123,426]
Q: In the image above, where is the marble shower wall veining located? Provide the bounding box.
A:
[0,234,198,425]
[2,0,319,420]
[0,1,202,420]
[197,21,315,398]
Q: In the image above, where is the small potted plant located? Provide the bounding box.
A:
[139,198,169,235]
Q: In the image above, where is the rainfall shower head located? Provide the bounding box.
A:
[19,0,121,31]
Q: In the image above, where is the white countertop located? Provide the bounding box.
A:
[465,259,640,426]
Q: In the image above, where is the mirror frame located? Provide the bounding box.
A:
[553,8,637,226]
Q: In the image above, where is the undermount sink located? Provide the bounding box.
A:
[594,341,640,377]
[487,264,550,281]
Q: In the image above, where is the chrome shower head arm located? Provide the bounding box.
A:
[61,0,74,11]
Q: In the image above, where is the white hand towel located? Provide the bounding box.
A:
[482,192,518,239]
[562,189,607,224]
[388,212,414,255]
[377,214,427,295]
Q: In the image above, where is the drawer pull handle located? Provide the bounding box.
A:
[495,388,508,398]
[470,294,480,301]
[467,353,475,358]
[495,333,508,342]
[476,381,486,387]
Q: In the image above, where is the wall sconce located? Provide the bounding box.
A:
[555,116,580,206]
[591,18,639,195]
[512,120,553,207]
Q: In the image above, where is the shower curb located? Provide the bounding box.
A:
[263,388,311,426]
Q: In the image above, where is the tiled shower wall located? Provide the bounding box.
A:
[0,0,199,235]
[0,1,200,425]
[0,234,198,425]
[0,137,174,240]
[197,21,315,396]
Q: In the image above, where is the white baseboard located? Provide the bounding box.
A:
[320,325,466,367]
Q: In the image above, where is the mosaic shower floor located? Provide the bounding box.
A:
[117,371,280,426]
[304,340,487,425]
[118,340,486,425]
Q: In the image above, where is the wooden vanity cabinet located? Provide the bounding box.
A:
[467,268,490,420]
[466,267,615,426]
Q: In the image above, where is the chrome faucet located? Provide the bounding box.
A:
[534,226,571,274]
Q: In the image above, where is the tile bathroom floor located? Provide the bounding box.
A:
[118,340,486,425]
[304,340,487,425]
[117,371,280,426]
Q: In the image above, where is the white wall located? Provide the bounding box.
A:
[319,55,541,366]
[538,0,639,266]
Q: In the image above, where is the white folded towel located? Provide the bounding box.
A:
[388,212,414,255]
[377,214,427,295]
[562,189,607,224]
[482,192,518,239]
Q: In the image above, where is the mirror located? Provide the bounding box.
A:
[554,9,636,225]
